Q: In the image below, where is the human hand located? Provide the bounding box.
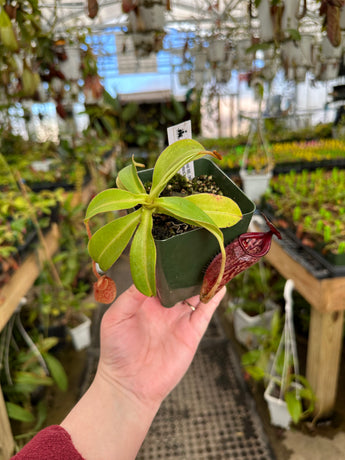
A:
[61,286,226,460]
[97,285,227,408]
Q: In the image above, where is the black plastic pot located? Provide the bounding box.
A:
[138,158,256,307]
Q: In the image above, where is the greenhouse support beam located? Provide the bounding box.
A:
[306,308,344,418]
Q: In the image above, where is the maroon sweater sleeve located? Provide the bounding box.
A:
[11,425,85,460]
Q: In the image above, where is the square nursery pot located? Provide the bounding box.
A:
[264,380,302,430]
[239,169,273,203]
[264,380,292,429]
[232,300,279,349]
[138,158,255,307]
[68,314,92,351]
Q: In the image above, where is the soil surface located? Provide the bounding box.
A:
[145,173,223,240]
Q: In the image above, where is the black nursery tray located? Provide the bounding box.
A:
[257,210,345,279]
[273,157,345,175]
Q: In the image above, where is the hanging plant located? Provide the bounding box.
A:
[319,0,345,47]
[87,0,99,19]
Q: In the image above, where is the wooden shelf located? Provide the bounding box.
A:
[0,223,60,333]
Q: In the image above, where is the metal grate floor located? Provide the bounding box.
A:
[136,319,275,460]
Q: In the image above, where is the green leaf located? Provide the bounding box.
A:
[285,391,303,424]
[88,209,141,271]
[14,371,53,387]
[244,365,266,381]
[150,139,215,197]
[155,196,218,228]
[241,350,261,366]
[85,189,145,220]
[130,208,156,296]
[6,402,35,423]
[270,310,281,338]
[156,196,226,302]
[37,337,59,353]
[121,102,139,121]
[33,400,47,432]
[0,9,18,51]
[116,157,146,194]
[43,353,68,392]
[184,193,242,228]
[287,29,301,41]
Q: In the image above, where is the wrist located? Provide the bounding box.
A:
[93,366,161,417]
[61,369,160,460]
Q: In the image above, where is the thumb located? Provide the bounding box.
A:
[190,286,227,337]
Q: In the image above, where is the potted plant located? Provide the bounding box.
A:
[242,280,316,428]
[85,139,256,307]
[67,313,92,351]
[125,0,168,34]
[228,260,284,349]
[242,310,315,428]
[239,81,274,202]
[264,373,315,429]
[207,36,227,63]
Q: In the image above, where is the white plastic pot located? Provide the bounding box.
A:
[321,36,343,60]
[207,38,226,63]
[264,380,292,429]
[281,0,300,34]
[236,39,253,68]
[232,301,279,349]
[239,169,272,203]
[59,47,81,81]
[318,61,340,81]
[194,52,207,71]
[294,65,307,82]
[138,4,165,31]
[68,314,91,351]
[193,70,205,89]
[257,0,275,42]
[215,66,232,84]
[178,70,191,86]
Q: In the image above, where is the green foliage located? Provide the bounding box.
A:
[264,168,345,255]
[33,194,95,327]
[86,139,243,298]
[241,309,282,381]
[1,328,68,428]
[241,310,316,425]
[0,186,62,260]
[6,402,35,423]
[228,261,285,315]
[42,353,68,392]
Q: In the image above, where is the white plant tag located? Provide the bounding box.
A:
[167,120,195,179]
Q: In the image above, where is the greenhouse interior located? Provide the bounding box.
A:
[1,0,345,459]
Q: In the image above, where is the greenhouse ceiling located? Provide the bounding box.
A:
[40,1,321,39]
